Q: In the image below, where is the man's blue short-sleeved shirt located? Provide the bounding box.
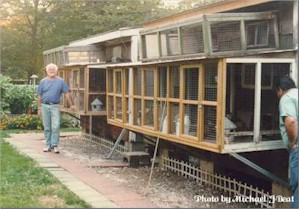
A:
[37,77,70,103]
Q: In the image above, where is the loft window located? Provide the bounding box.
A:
[241,64,256,88]
[181,24,204,54]
[241,63,274,90]
[160,29,179,56]
[142,33,159,59]
[246,21,270,48]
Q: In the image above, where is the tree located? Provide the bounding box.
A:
[46,0,168,39]
[178,0,220,11]
[1,0,54,80]
[1,0,176,80]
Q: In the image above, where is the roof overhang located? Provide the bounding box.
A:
[143,0,275,29]
[69,27,142,46]
[88,48,296,69]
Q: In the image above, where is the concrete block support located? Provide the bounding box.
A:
[200,159,214,173]
[122,151,150,167]
[271,182,292,208]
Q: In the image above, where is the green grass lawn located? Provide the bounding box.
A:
[0,130,91,208]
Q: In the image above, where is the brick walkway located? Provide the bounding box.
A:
[4,132,158,208]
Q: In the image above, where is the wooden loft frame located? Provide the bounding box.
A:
[140,11,279,61]
[107,56,296,153]
[60,66,107,116]
[223,56,298,153]
[107,59,226,153]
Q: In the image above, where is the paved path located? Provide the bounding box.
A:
[4,132,158,208]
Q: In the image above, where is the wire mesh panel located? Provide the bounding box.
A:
[125,97,130,123]
[184,67,199,100]
[169,102,180,135]
[125,69,129,95]
[66,71,72,87]
[204,63,218,101]
[144,100,154,127]
[89,69,106,92]
[228,64,255,133]
[115,71,122,94]
[169,66,180,99]
[134,68,142,95]
[144,69,155,97]
[80,67,85,88]
[108,96,114,119]
[134,99,142,125]
[116,97,122,120]
[160,29,180,56]
[260,63,290,140]
[107,70,114,93]
[241,64,256,88]
[210,21,241,52]
[181,23,204,54]
[73,70,79,89]
[79,91,84,111]
[73,90,79,108]
[158,67,168,98]
[245,20,275,49]
[158,101,168,132]
[204,106,217,142]
[142,33,159,59]
[183,104,198,137]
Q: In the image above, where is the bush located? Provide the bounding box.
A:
[0,75,12,115]
[1,113,79,130]
[1,115,43,130]
[60,113,80,128]
[0,74,37,115]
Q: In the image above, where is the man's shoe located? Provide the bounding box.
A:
[53,147,60,154]
[43,146,51,152]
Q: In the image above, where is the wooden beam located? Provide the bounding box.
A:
[107,120,221,153]
[218,58,227,150]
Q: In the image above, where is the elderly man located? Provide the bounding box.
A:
[37,63,75,153]
[277,76,298,208]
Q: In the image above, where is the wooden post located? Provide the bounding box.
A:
[89,115,92,139]
[159,146,169,168]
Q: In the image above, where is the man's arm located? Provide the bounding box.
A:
[37,95,42,117]
[64,92,76,111]
[284,116,298,148]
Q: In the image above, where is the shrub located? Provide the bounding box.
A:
[1,113,79,130]
[60,113,80,128]
[0,74,37,115]
[0,75,12,115]
[1,115,43,130]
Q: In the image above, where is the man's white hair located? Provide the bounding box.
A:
[46,63,58,71]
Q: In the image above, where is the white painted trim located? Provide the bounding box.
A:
[130,35,139,63]
[222,140,286,153]
[225,57,297,147]
[69,28,142,46]
[226,58,295,63]
[87,62,142,69]
[253,62,261,143]
[226,57,297,83]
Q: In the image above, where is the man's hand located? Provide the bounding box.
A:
[70,105,76,112]
[284,116,298,148]
[38,109,42,117]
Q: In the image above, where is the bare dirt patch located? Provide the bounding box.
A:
[59,134,257,208]
[38,195,66,208]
